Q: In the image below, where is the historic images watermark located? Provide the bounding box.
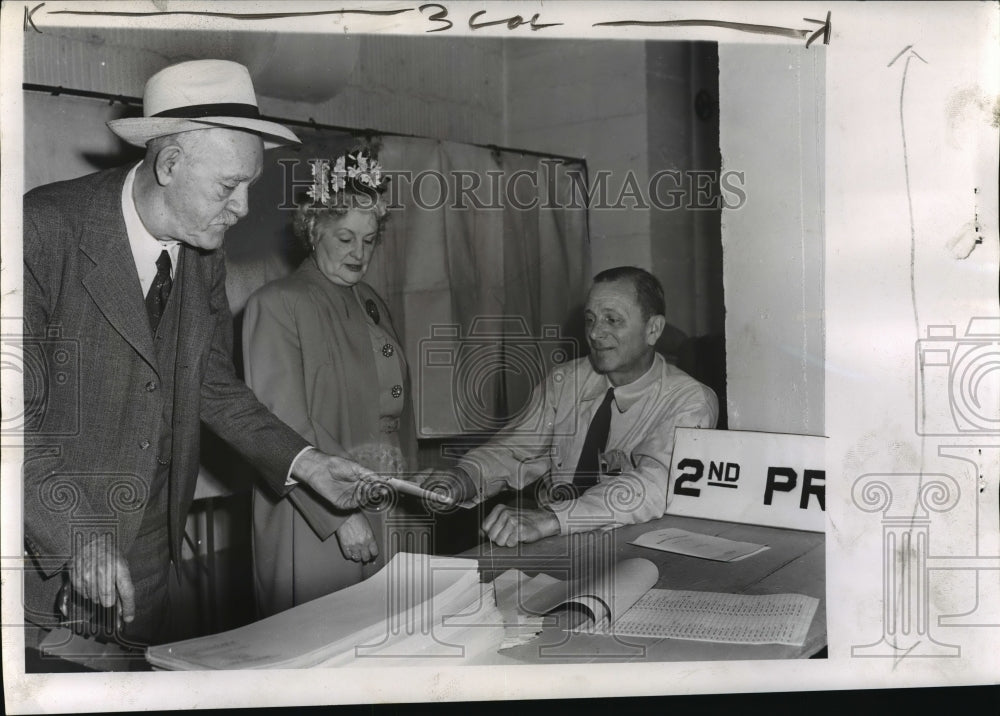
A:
[914,318,1000,437]
[276,158,748,213]
[1,324,80,439]
[418,317,580,437]
[851,318,1000,659]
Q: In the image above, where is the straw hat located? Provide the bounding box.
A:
[107,59,299,149]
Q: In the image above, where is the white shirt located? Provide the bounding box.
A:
[121,163,180,298]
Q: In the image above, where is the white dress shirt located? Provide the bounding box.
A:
[121,163,180,298]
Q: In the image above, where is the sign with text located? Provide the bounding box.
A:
[667,429,826,533]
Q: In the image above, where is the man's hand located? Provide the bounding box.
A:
[335,512,379,563]
[291,449,383,510]
[69,534,135,624]
[409,467,479,505]
[481,505,560,547]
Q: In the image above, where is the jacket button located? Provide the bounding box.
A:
[391,384,403,398]
[140,439,151,450]
[157,457,171,466]
[145,381,157,392]
[382,343,394,357]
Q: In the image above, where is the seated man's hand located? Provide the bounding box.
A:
[410,467,478,505]
[69,533,135,624]
[335,512,379,563]
[482,505,560,547]
[292,449,383,510]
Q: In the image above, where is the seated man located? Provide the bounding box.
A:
[422,266,718,546]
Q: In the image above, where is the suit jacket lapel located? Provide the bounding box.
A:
[174,245,217,371]
[78,165,159,373]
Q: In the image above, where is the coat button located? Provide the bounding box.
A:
[382,343,394,357]
[145,381,157,392]
[391,385,403,398]
[140,439,151,450]
[157,457,171,466]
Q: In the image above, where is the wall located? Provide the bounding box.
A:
[264,35,503,146]
[505,39,724,343]
[503,37,651,274]
[647,42,724,340]
[719,45,826,435]
[22,92,139,190]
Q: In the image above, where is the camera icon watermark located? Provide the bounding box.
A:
[417,316,579,437]
[1,326,80,437]
[915,317,1000,436]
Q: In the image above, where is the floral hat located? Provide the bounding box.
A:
[306,150,390,206]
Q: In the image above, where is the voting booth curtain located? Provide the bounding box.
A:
[222,132,591,447]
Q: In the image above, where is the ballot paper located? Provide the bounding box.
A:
[490,559,817,646]
[631,527,769,562]
[612,589,819,646]
[332,579,513,668]
[146,553,510,670]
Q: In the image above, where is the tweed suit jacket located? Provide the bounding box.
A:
[22,164,309,589]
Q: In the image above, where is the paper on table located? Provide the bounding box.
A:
[146,553,483,670]
[631,527,769,562]
[516,558,659,635]
[333,579,513,667]
[489,558,660,638]
[612,589,819,646]
[492,570,553,648]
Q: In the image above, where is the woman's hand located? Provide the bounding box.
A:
[335,512,379,563]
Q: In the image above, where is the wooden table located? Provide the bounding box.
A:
[458,513,826,662]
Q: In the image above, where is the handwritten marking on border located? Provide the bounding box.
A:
[47,8,413,20]
[31,4,830,44]
[468,10,562,32]
[593,11,832,48]
[24,3,45,33]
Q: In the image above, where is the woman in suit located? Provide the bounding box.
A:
[243,150,417,616]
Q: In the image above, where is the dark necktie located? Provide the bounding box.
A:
[573,387,615,490]
[145,249,173,334]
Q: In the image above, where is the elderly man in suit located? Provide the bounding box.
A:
[22,60,381,647]
[417,267,719,546]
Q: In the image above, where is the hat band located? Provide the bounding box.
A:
[152,102,261,120]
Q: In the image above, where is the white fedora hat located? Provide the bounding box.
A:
[107,59,299,149]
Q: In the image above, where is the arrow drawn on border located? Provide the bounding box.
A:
[593,10,832,48]
[888,45,928,332]
[46,7,413,20]
[891,45,932,644]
